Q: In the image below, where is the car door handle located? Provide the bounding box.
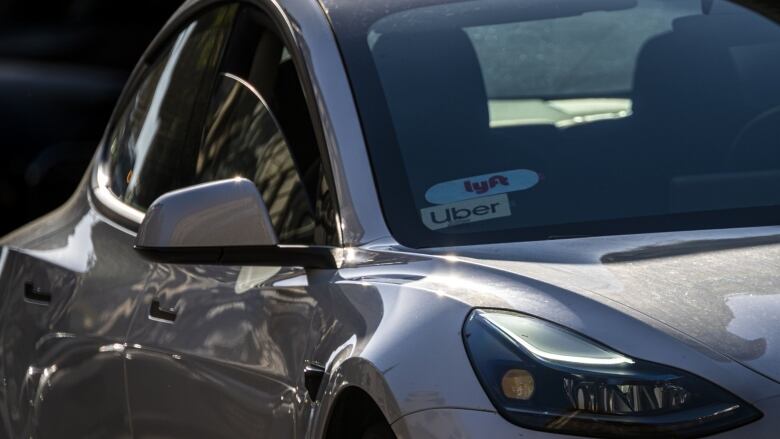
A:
[149,299,177,323]
[24,282,52,305]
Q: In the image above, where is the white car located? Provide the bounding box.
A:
[1,0,780,438]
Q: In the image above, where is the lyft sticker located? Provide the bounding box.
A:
[425,169,539,204]
[421,194,511,231]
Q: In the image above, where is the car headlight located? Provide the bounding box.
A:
[463,309,761,438]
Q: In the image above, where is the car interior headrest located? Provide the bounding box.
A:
[371,28,490,145]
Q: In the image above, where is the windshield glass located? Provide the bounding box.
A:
[326,0,780,247]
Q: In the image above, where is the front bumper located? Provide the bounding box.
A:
[391,408,566,438]
[391,395,780,438]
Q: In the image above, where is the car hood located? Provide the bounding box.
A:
[426,226,780,383]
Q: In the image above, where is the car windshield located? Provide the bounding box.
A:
[326,0,780,247]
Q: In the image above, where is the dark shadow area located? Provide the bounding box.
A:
[0,0,182,235]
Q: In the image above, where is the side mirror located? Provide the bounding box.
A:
[134,178,338,268]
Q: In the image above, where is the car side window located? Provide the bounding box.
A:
[105,5,237,210]
[192,9,338,245]
[103,5,338,246]
[196,71,317,243]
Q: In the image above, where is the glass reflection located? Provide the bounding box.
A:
[196,73,315,243]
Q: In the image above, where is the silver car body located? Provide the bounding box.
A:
[1,0,779,437]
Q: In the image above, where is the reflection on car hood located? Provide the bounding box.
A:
[435,226,780,382]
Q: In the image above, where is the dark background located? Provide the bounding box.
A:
[0,0,182,235]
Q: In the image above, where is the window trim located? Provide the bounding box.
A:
[90,57,153,230]
[89,0,344,247]
[91,162,145,225]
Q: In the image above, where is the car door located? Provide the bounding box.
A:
[122,6,342,438]
[0,205,151,439]
[0,18,198,439]
[0,5,238,438]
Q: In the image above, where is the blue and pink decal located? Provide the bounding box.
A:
[425,169,540,205]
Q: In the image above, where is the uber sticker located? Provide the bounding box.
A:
[425,169,539,205]
[421,194,511,231]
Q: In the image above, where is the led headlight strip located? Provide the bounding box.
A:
[483,311,634,366]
